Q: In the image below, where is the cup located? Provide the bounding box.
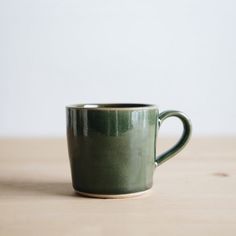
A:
[66,103,191,198]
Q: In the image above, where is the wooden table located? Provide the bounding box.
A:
[0,138,235,236]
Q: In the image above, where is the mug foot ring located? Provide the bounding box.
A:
[75,189,151,199]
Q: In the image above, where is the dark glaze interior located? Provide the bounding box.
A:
[68,103,156,109]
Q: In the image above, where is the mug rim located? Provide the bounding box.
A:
[66,103,158,110]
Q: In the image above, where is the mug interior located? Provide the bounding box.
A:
[67,103,157,110]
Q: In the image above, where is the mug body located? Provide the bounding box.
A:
[66,104,158,197]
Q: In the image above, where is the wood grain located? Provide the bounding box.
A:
[0,137,235,236]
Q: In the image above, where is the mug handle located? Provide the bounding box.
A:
[155,110,192,167]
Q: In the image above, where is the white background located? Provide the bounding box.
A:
[0,0,235,137]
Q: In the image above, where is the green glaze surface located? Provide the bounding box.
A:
[66,104,191,195]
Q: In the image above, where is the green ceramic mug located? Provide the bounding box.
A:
[66,103,191,198]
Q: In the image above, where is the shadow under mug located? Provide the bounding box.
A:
[66,103,192,198]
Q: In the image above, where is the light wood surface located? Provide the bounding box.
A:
[0,137,235,236]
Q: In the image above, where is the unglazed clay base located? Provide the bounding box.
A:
[76,189,151,199]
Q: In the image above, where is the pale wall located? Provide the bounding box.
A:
[0,0,235,136]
